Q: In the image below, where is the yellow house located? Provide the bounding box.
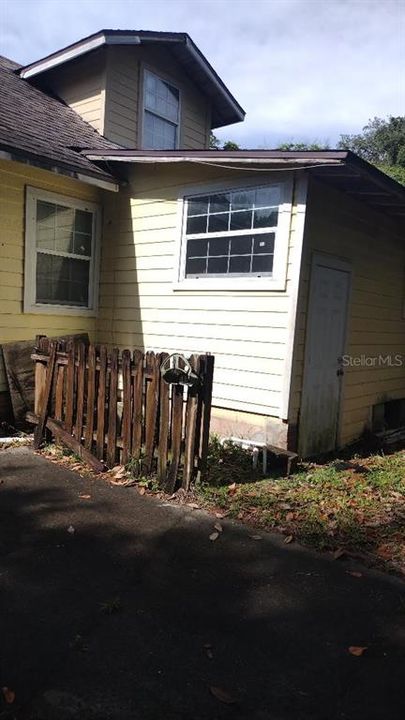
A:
[1,30,405,457]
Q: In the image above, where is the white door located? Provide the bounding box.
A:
[299,256,351,457]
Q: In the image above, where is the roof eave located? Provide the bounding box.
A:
[0,143,119,191]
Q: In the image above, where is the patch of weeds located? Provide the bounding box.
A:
[195,445,405,574]
[205,435,263,487]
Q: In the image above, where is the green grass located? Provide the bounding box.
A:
[196,441,405,574]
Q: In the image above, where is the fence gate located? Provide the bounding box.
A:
[28,336,214,492]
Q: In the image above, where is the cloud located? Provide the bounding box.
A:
[1,0,403,146]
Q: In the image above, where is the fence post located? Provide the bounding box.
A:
[199,354,214,482]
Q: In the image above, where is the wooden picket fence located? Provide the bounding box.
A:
[28,336,214,491]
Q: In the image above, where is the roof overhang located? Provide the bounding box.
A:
[0,143,119,192]
[18,30,245,129]
[82,149,405,219]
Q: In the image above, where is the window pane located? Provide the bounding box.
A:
[253,208,278,228]
[230,235,252,255]
[229,255,251,273]
[230,210,252,230]
[187,197,209,216]
[253,234,275,254]
[252,254,273,273]
[36,253,89,306]
[143,110,176,150]
[231,189,254,210]
[186,257,207,275]
[36,201,56,250]
[187,215,207,235]
[73,233,92,256]
[187,238,208,257]
[208,237,229,256]
[75,210,93,235]
[255,187,280,208]
[207,256,228,274]
[208,213,228,233]
[209,194,230,214]
[144,70,179,123]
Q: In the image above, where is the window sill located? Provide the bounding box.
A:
[24,303,98,317]
[172,278,287,292]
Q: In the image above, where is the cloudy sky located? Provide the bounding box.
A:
[0,0,403,147]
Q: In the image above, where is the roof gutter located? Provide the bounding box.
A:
[84,151,345,167]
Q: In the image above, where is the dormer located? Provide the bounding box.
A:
[19,30,245,150]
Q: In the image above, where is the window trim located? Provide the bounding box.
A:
[24,186,101,316]
[174,175,294,291]
[140,65,181,150]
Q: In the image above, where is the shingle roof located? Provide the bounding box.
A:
[0,55,119,183]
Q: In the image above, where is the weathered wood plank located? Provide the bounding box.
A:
[54,364,65,422]
[199,354,215,481]
[33,342,57,449]
[106,348,119,468]
[64,342,75,434]
[84,344,96,450]
[157,353,170,485]
[75,342,86,441]
[121,349,132,465]
[166,384,184,493]
[96,345,107,460]
[132,350,143,464]
[144,352,159,474]
[27,412,106,473]
[182,355,200,491]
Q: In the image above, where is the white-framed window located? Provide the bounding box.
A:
[24,187,101,316]
[142,68,180,150]
[175,179,293,291]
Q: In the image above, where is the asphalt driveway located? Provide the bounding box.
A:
[0,446,404,720]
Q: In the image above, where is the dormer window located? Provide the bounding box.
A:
[142,69,180,150]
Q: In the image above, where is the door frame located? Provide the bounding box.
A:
[299,252,352,456]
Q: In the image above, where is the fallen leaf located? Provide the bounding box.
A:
[284,535,293,544]
[346,571,363,578]
[67,525,75,535]
[209,531,220,542]
[250,534,262,541]
[79,494,91,500]
[186,502,201,509]
[348,646,368,656]
[2,687,15,704]
[138,487,146,496]
[333,548,345,560]
[228,482,237,492]
[214,522,223,533]
[209,686,237,704]
[286,512,295,522]
[376,544,393,559]
[111,465,126,479]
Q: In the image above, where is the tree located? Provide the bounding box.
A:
[278,141,330,151]
[338,116,405,185]
[209,132,240,150]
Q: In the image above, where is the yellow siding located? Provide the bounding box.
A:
[45,49,106,133]
[0,159,100,394]
[290,178,405,447]
[104,45,211,149]
[98,164,302,418]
